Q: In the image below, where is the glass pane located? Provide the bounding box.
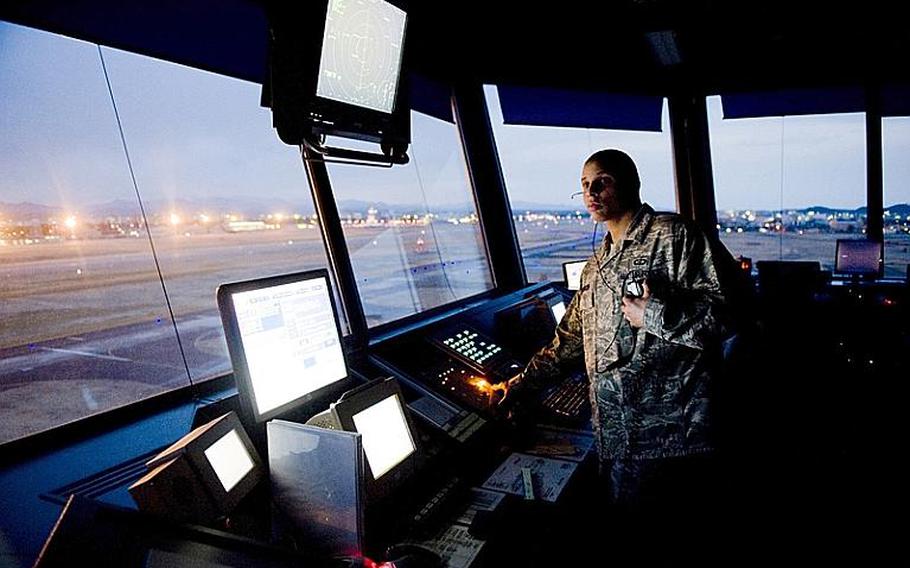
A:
[0,23,189,444]
[883,117,910,278]
[484,86,677,283]
[100,48,336,382]
[707,95,867,271]
[327,111,494,327]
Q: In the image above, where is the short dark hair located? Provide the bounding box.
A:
[584,149,641,203]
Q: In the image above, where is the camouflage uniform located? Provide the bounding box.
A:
[520,204,735,462]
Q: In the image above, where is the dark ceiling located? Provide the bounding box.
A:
[2,0,907,94]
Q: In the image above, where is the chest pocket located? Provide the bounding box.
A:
[617,255,652,287]
[618,254,673,298]
[579,278,628,375]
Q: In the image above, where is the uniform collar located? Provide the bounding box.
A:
[624,203,655,245]
[601,203,655,251]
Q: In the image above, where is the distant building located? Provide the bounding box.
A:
[221,220,278,233]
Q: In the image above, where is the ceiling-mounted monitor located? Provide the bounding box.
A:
[264,0,410,165]
[316,0,406,115]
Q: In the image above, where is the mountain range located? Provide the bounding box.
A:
[3,199,909,222]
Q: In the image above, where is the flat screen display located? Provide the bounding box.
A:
[316,0,407,114]
[351,393,416,479]
[563,260,586,291]
[835,239,882,276]
[229,274,347,419]
[204,429,256,493]
[550,300,567,324]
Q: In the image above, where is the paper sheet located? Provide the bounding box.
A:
[481,452,577,503]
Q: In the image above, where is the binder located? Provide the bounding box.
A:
[267,419,365,557]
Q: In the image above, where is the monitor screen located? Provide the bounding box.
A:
[550,300,567,324]
[563,260,586,291]
[331,377,419,497]
[835,239,882,276]
[351,393,416,479]
[316,0,407,114]
[204,429,256,493]
[132,412,264,521]
[218,270,349,422]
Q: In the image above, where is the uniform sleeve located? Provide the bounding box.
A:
[641,222,735,350]
[517,287,585,391]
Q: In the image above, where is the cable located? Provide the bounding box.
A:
[591,221,599,254]
[98,46,194,387]
[588,220,631,371]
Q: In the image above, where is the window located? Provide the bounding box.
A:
[326,110,494,327]
[707,95,867,271]
[101,48,334,382]
[0,23,331,445]
[883,116,910,278]
[484,86,677,283]
[0,24,188,444]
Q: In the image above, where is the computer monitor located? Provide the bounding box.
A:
[316,0,407,115]
[330,377,419,500]
[129,412,264,524]
[264,0,410,158]
[204,428,257,494]
[217,269,350,424]
[562,260,587,291]
[547,295,567,324]
[835,239,883,278]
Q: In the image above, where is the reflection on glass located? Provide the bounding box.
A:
[883,117,910,278]
[327,111,494,327]
[101,48,335,382]
[0,24,189,444]
[707,96,867,271]
[484,86,677,283]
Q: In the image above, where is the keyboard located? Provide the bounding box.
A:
[408,475,467,538]
[541,374,588,419]
[433,328,516,377]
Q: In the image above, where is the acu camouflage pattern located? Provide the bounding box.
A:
[521,204,735,461]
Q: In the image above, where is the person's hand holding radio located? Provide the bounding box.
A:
[621,280,650,328]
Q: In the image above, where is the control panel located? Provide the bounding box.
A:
[432,327,513,377]
[369,283,590,431]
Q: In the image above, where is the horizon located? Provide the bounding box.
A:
[3,195,910,219]
[2,21,907,218]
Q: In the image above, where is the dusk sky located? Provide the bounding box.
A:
[2,20,908,215]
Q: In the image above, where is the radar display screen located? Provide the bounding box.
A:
[316,0,407,114]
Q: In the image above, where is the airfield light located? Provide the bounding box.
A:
[170,213,181,226]
[64,216,77,230]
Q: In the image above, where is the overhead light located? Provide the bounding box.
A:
[646,30,682,66]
